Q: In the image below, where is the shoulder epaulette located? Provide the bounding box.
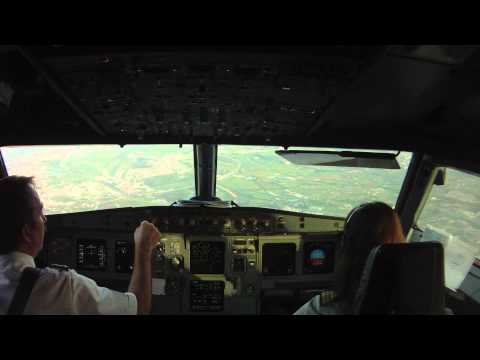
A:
[49,263,70,271]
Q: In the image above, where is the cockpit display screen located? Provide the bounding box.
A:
[303,242,334,274]
[77,239,107,271]
[262,243,296,276]
[190,241,225,274]
[115,240,134,273]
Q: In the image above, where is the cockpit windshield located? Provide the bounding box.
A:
[1,145,195,214]
[1,144,412,217]
[217,146,412,217]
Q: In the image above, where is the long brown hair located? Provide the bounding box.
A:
[335,202,403,313]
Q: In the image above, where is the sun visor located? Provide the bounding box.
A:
[276,150,401,169]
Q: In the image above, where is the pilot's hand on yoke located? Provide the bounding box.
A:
[134,220,162,256]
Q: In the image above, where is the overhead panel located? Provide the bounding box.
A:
[40,48,379,143]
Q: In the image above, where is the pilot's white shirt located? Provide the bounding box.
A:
[294,294,455,315]
[294,295,339,315]
[0,251,137,315]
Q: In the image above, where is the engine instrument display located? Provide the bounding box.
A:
[77,239,107,271]
[190,280,225,312]
[190,241,225,274]
[262,243,296,276]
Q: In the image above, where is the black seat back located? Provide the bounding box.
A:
[354,242,445,314]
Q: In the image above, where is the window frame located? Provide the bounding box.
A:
[413,164,480,260]
[0,149,7,178]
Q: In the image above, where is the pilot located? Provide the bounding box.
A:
[294,202,406,315]
[0,175,161,315]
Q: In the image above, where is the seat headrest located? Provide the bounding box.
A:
[354,242,445,314]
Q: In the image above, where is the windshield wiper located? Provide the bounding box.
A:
[173,199,234,208]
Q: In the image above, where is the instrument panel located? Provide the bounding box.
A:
[43,206,344,314]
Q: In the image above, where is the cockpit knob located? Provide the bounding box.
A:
[171,256,182,270]
[236,218,247,232]
[259,220,270,229]
[154,246,165,262]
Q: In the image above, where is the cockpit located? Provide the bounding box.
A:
[1,45,479,315]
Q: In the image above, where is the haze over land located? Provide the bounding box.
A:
[3,145,194,212]
[2,144,479,285]
[217,147,411,217]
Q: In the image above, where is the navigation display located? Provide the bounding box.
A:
[303,242,334,274]
[190,241,225,274]
[262,243,296,276]
[77,239,107,271]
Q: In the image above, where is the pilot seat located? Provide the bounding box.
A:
[353,242,446,314]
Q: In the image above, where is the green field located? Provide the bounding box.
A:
[2,145,195,212]
[217,146,411,216]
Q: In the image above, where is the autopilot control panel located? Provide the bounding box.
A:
[42,206,343,314]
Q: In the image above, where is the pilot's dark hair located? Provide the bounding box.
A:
[334,201,401,313]
[0,175,36,254]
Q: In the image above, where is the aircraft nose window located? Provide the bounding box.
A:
[217,145,412,217]
[1,145,195,215]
